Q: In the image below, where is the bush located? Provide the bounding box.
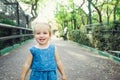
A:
[92,22,120,51]
[68,30,92,47]
[0,18,17,26]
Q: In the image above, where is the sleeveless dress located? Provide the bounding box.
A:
[29,44,57,80]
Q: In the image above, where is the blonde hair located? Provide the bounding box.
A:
[32,22,52,36]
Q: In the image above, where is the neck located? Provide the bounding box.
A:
[37,42,49,49]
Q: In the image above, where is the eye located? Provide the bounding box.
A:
[43,32,48,34]
[36,32,40,34]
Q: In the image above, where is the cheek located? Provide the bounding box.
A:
[45,33,50,37]
[48,33,50,36]
[34,35,39,39]
[45,35,50,39]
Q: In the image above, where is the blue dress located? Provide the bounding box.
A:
[29,44,57,80]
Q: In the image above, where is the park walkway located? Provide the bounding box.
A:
[0,36,120,80]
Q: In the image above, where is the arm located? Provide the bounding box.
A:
[19,52,33,80]
[55,48,67,80]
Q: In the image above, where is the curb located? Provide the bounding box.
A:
[78,44,120,62]
[0,39,33,56]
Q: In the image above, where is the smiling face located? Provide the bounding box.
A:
[33,23,52,46]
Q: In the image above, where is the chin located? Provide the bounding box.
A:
[39,41,48,45]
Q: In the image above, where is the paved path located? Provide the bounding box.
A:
[0,37,120,80]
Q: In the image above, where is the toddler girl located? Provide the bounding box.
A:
[19,22,66,80]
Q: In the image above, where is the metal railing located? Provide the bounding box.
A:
[0,23,33,51]
[0,0,29,27]
[84,21,120,58]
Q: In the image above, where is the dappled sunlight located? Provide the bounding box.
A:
[65,49,89,60]
[65,49,109,61]
[0,0,120,80]
[90,54,109,60]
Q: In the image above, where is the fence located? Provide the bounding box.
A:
[0,0,29,27]
[0,23,33,55]
[85,21,120,57]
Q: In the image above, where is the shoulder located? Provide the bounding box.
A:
[49,43,55,48]
[29,46,36,55]
[29,46,35,51]
[49,43,57,51]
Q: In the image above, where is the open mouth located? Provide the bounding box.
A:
[39,39,45,42]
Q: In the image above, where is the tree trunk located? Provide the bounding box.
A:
[88,0,102,23]
[113,0,119,21]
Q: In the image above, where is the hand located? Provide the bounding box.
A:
[19,76,25,80]
[62,75,67,80]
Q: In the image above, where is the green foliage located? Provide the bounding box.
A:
[68,30,92,47]
[20,0,44,4]
[0,18,17,26]
[20,0,46,23]
[0,15,16,26]
[92,22,120,51]
[55,5,71,25]
[20,0,31,4]
[116,6,120,19]
[55,0,88,30]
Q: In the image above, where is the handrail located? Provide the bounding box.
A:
[0,34,33,41]
[0,23,33,51]
[0,23,32,31]
[100,30,120,33]
[108,50,120,57]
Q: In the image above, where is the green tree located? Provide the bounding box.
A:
[87,0,120,24]
[55,0,88,30]
[20,0,46,26]
[114,0,120,20]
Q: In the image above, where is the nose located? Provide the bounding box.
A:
[39,33,44,37]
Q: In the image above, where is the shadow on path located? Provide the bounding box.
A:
[0,37,120,80]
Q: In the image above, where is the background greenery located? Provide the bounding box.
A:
[0,0,120,54]
[54,0,120,52]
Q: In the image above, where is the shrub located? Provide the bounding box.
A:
[0,18,17,26]
[68,30,92,47]
[92,22,120,51]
